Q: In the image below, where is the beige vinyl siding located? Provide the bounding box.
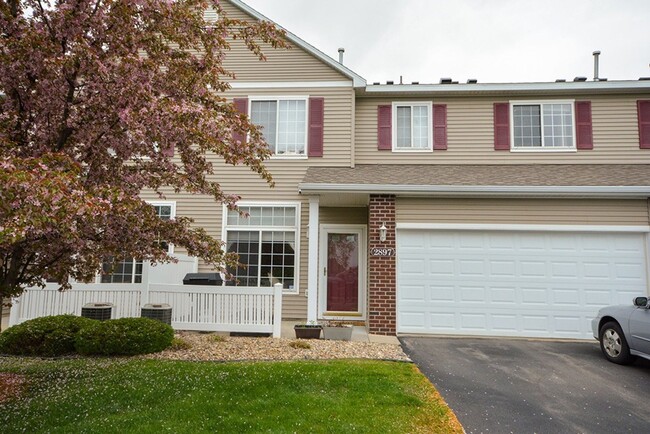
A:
[320,207,368,225]
[220,1,349,83]
[140,86,353,320]
[228,87,354,166]
[356,95,650,164]
[396,198,650,226]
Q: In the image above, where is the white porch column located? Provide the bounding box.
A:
[307,195,319,322]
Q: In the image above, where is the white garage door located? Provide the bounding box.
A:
[397,230,648,339]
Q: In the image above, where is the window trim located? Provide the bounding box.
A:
[96,200,177,284]
[391,101,433,152]
[509,99,577,152]
[221,201,302,294]
[147,200,176,255]
[248,96,309,160]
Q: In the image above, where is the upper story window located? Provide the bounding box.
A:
[511,101,575,150]
[392,102,432,151]
[223,203,300,293]
[250,98,307,157]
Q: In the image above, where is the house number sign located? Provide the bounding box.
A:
[370,247,395,257]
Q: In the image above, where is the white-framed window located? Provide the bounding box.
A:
[222,202,300,293]
[511,100,576,151]
[100,201,175,284]
[392,102,432,151]
[249,97,308,158]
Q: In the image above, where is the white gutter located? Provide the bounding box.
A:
[363,80,650,94]
[229,0,367,88]
[298,183,650,198]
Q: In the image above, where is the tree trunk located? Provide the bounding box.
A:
[0,301,4,333]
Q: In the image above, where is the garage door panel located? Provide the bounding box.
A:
[429,259,454,276]
[488,260,516,277]
[459,286,486,302]
[400,284,425,302]
[488,286,518,303]
[615,263,645,281]
[429,285,455,302]
[400,258,426,275]
[458,260,485,276]
[397,230,649,339]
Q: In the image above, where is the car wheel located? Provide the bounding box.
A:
[599,321,635,365]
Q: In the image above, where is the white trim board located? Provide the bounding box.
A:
[364,80,650,94]
[396,223,650,233]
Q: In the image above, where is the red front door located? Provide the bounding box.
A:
[326,233,359,312]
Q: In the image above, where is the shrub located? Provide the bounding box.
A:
[0,315,95,357]
[210,334,227,343]
[170,337,192,351]
[75,318,174,356]
[289,340,311,350]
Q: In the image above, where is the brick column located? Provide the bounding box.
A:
[368,194,396,335]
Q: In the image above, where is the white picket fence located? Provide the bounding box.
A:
[7,257,283,337]
[9,283,283,337]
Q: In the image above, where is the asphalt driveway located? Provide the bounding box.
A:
[400,336,650,434]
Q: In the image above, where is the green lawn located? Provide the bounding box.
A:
[0,358,461,434]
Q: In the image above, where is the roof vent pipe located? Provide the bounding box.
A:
[338,48,345,64]
[593,50,601,81]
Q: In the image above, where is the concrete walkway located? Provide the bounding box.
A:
[281,320,400,344]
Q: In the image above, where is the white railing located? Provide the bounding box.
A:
[8,262,283,337]
[10,284,143,322]
[149,284,282,336]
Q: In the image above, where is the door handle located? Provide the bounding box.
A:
[323,267,327,276]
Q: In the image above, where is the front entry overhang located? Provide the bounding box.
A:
[299,164,650,199]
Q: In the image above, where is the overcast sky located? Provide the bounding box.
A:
[243,0,650,84]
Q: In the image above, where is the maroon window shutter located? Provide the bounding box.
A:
[308,97,324,157]
[639,100,650,149]
[377,105,392,150]
[233,97,248,145]
[493,103,510,150]
[433,104,448,150]
[575,101,593,150]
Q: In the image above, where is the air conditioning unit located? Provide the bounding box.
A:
[141,303,172,325]
[81,303,113,321]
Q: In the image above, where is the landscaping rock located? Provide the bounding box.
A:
[143,332,410,362]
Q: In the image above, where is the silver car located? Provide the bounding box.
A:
[592,296,650,365]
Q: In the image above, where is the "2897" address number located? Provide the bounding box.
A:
[370,247,395,257]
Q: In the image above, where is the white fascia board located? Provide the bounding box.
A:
[298,183,650,198]
[363,80,650,94]
[396,223,650,233]
[228,0,366,88]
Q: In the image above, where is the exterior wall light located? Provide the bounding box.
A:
[379,223,387,243]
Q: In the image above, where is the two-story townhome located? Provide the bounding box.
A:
[37,0,650,339]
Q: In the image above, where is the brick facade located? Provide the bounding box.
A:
[367,194,396,335]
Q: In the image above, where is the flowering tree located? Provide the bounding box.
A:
[0,0,287,320]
